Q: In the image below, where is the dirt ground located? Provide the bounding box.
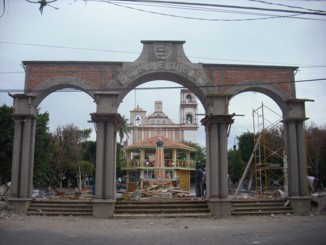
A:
[1,208,326,245]
[1,194,326,245]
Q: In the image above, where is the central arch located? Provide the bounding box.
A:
[9,40,310,218]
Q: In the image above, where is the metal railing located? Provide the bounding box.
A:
[121,159,196,170]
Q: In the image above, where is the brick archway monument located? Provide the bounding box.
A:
[9,40,310,218]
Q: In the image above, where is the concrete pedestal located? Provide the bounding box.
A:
[93,199,115,218]
[8,198,31,213]
[289,196,311,215]
[208,198,231,218]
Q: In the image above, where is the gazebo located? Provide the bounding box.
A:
[121,135,196,191]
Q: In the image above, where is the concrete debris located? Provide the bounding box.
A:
[29,188,94,200]
[0,182,11,196]
[310,192,326,214]
[139,186,193,199]
[273,189,285,198]
[0,200,21,220]
[284,199,290,207]
[116,185,202,201]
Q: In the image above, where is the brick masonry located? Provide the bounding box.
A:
[176,170,191,191]
[203,65,296,97]
[23,61,123,92]
[23,62,297,99]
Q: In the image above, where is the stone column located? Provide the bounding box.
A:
[9,94,37,212]
[283,99,310,215]
[201,95,234,218]
[140,149,145,167]
[186,152,191,167]
[172,149,177,164]
[91,92,122,218]
[201,114,234,198]
[155,147,165,179]
[201,114,234,218]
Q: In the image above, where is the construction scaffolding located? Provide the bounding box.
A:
[253,103,286,196]
[234,103,287,198]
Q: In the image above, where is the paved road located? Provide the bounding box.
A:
[1,214,325,245]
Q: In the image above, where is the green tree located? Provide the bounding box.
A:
[0,104,14,184]
[49,124,92,189]
[306,123,326,188]
[33,110,53,187]
[237,131,255,162]
[181,141,206,167]
[118,115,131,144]
[81,140,96,165]
[228,148,243,183]
[116,142,125,178]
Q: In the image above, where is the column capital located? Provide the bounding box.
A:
[282,117,308,123]
[283,98,312,122]
[13,114,37,120]
[90,112,122,124]
[94,92,120,113]
[201,113,235,126]
[12,94,37,116]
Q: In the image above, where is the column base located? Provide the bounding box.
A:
[93,199,115,218]
[208,198,231,218]
[8,198,31,213]
[289,196,311,215]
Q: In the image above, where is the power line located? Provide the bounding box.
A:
[103,0,326,16]
[101,0,326,21]
[3,0,324,21]
[245,0,326,13]
[1,41,326,68]
[0,41,139,55]
[1,78,325,93]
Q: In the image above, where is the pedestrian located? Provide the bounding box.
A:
[195,165,203,197]
[202,167,207,197]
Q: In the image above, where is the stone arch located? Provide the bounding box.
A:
[227,81,288,114]
[31,77,97,107]
[116,71,208,109]
[9,40,310,218]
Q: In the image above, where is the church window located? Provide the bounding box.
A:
[186,114,193,124]
[186,95,192,103]
[134,114,142,126]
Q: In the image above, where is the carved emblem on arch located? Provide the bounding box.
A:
[154,44,171,60]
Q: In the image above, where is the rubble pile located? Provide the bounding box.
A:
[119,181,204,201]
[311,192,326,214]
[30,188,94,200]
[0,183,11,196]
[140,186,191,199]
[0,200,21,220]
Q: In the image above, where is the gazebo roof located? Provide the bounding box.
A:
[124,135,196,152]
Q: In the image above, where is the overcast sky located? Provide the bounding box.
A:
[0,0,325,148]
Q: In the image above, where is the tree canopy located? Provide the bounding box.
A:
[0,104,14,184]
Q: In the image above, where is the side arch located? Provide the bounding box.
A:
[227,81,289,114]
[31,77,97,107]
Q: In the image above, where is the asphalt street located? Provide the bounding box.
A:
[1,214,325,245]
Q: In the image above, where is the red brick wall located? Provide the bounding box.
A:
[203,65,296,97]
[24,62,296,99]
[24,62,122,92]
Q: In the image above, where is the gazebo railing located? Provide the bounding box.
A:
[121,159,196,170]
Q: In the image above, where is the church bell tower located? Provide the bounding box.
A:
[179,88,198,143]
